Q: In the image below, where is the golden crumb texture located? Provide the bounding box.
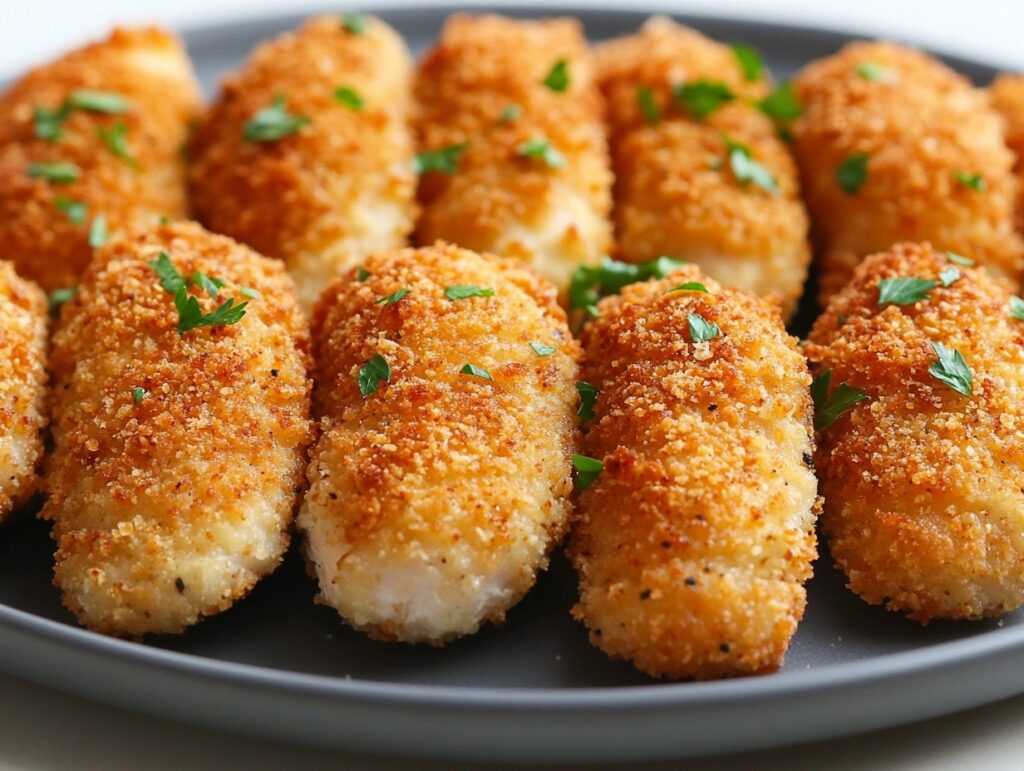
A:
[807,242,1024,622]
[0,262,47,520]
[793,42,1023,302]
[0,27,201,291]
[413,14,613,296]
[189,15,417,310]
[990,73,1024,234]
[299,241,580,644]
[42,221,313,636]
[570,267,819,679]
[595,17,810,318]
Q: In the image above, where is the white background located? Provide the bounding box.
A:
[2,1,1024,769]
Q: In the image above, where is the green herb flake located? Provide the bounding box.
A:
[150,251,186,294]
[669,281,708,293]
[34,105,70,141]
[376,287,409,306]
[175,292,247,335]
[688,312,721,342]
[576,381,599,420]
[635,85,661,124]
[569,255,687,313]
[946,251,975,267]
[542,59,570,92]
[836,153,869,195]
[131,386,148,404]
[334,86,365,111]
[47,286,77,315]
[530,342,556,357]
[499,104,522,123]
[27,161,80,183]
[356,267,370,282]
[243,95,311,143]
[460,363,492,380]
[1009,295,1024,320]
[674,79,735,120]
[724,135,778,194]
[877,277,937,306]
[811,370,869,430]
[758,82,803,121]
[96,120,136,166]
[856,62,892,82]
[939,267,961,287]
[55,196,87,224]
[190,270,225,298]
[412,143,468,175]
[572,453,603,492]
[67,90,131,114]
[358,354,391,397]
[731,43,764,81]
[444,285,495,301]
[928,342,972,397]
[517,138,564,168]
[952,170,986,192]
[88,214,108,248]
[239,286,262,300]
[341,13,366,35]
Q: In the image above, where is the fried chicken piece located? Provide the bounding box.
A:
[792,42,1023,303]
[189,15,417,311]
[0,27,200,291]
[413,14,613,298]
[43,221,312,636]
[0,262,47,521]
[570,268,819,679]
[806,242,1024,622]
[300,241,579,644]
[990,73,1024,233]
[596,17,811,317]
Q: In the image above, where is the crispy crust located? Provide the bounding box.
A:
[412,14,613,296]
[300,241,579,644]
[189,15,417,310]
[990,73,1024,233]
[43,221,312,636]
[793,42,1023,303]
[0,262,47,520]
[806,242,1024,622]
[570,268,819,679]
[0,27,200,291]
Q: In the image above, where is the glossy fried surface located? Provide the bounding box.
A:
[570,268,818,679]
[189,15,417,310]
[0,27,200,291]
[990,73,1024,233]
[300,241,579,644]
[0,262,47,521]
[806,242,1024,622]
[793,42,1023,302]
[43,222,312,636]
[595,18,810,317]
[413,14,613,296]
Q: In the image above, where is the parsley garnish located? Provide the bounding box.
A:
[239,286,261,300]
[190,270,225,297]
[131,386,147,404]
[48,286,77,315]
[334,87,364,111]
[444,285,495,301]
[939,267,960,287]
[674,80,735,120]
[55,196,87,224]
[356,267,370,281]
[34,106,69,141]
[572,453,603,491]
[151,252,185,294]
[928,342,972,396]
[358,354,390,397]
[68,90,131,114]
[542,59,570,92]
[376,287,408,306]
[499,104,522,123]
[1009,296,1024,320]
[724,135,778,193]
[577,381,599,420]
[569,255,687,315]
[811,370,869,430]
[836,153,869,194]
[460,363,492,380]
[856,62,892,82]
[27,161,79,183]
[877,277,937,306]
[243,96,310,142]
[341,13,366,35]
[97,120,136,166]
[952,170,985,192]
[530,342,555,357]
[946,251,975,266]
[688,312,721,342]
[669,281,708,293]
[88,215,108,248]
[635,86,661,124]
[413,143,467,175]
[758,82,803,121]
[517,138,564,168]
[731,43,764,81]
[150,252,248,335]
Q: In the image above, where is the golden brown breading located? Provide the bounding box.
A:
[43,221,312,636]
[595,18,810,318]
[189,15,417,310]
[300,241,579,644]
[570,268,818,679]
[793,42,1023,303]
[990,73,1024,233]
[0,27,200,291]
[0,262,47,520]
[806,242,1024,623]
[413,14,613,297]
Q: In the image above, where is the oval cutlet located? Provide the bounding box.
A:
[807,242,1024,623]
[570,267,819,680]
[43,221,312,636]
[0,27,201,292]
[300,241,580,645]
[189,14,417,311]
[0,262,47,522]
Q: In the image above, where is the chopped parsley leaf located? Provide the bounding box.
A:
[27,161,79,183]
[542,59,570,92]
[413,143,467,175]
[877,277,937,306]
[150,252,186,294]
[1009,296,1024,320]
[460,363,492,380]
[97,120,135,166]
[758,82,803,121]
[946,251,975,266]
[856,62,892,82]
[190,270,225,298]
[517,138,564,168]
[731,43,764,81]
[928,342,972,397]
[572,453,603,491]
[131,386,148,404]
[569,255,687,314]
[836,153,869,194]
[341,13,366,35]
[68,90,131,114]
[175,292,247,335]
[635,86,661,124]
[724,135,778,193]
[34,105,70,141]
[356,267,370,281]
[530,342,555,357]
[669,281,708,293]
[444,285,495,301]
[939,267,960,287]
[811,370,869,430]
[576,381,599,420]
[358,354,390,397]
[499,104,522,122]
[674,80,735,120]
[334,86,365,111]
[952,170,986,191]
[47,286,77,315]
[243,95,310,142]
[239,286,262,300]
[376,287,408,306]
[688,312,721,342]
[55,196,87,224]
[88,215,108,248]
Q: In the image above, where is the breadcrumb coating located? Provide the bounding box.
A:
[189,15,417,310]
[413,14,613,297]
[0,262,47,521]
[43,221,312,636]
[990,74,1024,234]
[570,268,819,679]
[300,241,579,644]
[595,18,810,318]
[793,42,1023,303]
[806,242,1024,622]
[0,27,200,291]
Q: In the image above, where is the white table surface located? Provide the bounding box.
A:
[2,1,1024,769]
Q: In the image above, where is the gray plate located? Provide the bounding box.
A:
[1,2,1021,764]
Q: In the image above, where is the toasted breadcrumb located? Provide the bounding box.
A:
[570,267,819,679]
[43,221,312,636]
[807,242,1024,622]
[990,73,1024,234]
[300,241,579,644]
[0,27,200,291]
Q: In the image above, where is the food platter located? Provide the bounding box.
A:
[1,2,1022,763]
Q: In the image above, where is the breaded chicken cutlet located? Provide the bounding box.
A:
[413,15,613,298]
[0,262,47,522]
[569,268,819,679]
[43,222,312,636]
[806,242,1024,622]
[595,17,811,318]
[189,14,417,311]
[989,74,1024,234]
[792,42,1023,303]
[0,27,200,292]
[299,242,580,644]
